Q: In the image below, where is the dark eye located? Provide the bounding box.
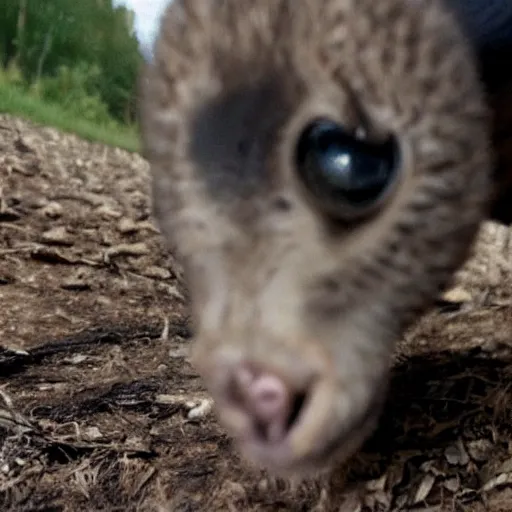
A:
[295,119,400,220]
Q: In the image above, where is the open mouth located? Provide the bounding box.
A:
[216,375,385,475]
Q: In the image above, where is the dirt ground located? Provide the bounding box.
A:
[1,113,512,511]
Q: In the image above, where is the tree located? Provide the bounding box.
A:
[0,0,142,123]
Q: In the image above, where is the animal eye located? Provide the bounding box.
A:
[295,119,400,220]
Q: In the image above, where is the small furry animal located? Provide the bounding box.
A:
[139,0,511,476]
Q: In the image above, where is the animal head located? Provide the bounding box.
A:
[139,0,492,475]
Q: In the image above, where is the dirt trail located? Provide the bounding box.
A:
[1,113,512,511]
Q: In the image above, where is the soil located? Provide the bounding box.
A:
[1,113,512,512]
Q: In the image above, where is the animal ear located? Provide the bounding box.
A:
[481,46,512,225]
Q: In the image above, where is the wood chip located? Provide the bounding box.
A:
[41,226,74,246]
[104,243,150,263]
[467,439,494,462]
[39,201,63,219]
[95,204,122,219]
[482,473,512,492]
[443,477,460,493]
[413,474,436,504]
[441,286,473,304]
[142,266,171,280]
[84,427,103,440]
[187,399,214,420]
[118,217,139,234]
[444,441,470,466]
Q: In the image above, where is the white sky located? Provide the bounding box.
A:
[114,0,172,57]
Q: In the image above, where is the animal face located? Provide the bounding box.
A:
[139,0,492,475]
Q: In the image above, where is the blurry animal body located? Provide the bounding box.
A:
[139,0,512,476]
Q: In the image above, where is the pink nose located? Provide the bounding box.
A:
[227,364,306,443]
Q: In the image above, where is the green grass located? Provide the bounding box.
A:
[0,82,140,153]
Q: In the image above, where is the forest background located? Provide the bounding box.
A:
[0,0,144,150]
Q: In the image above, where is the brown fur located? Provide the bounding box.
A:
[139,0,492,475]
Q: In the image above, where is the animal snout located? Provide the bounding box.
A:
[224,363,309,445]
[193,341,383,475]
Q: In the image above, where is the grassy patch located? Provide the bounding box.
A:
[0,82,140,152]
